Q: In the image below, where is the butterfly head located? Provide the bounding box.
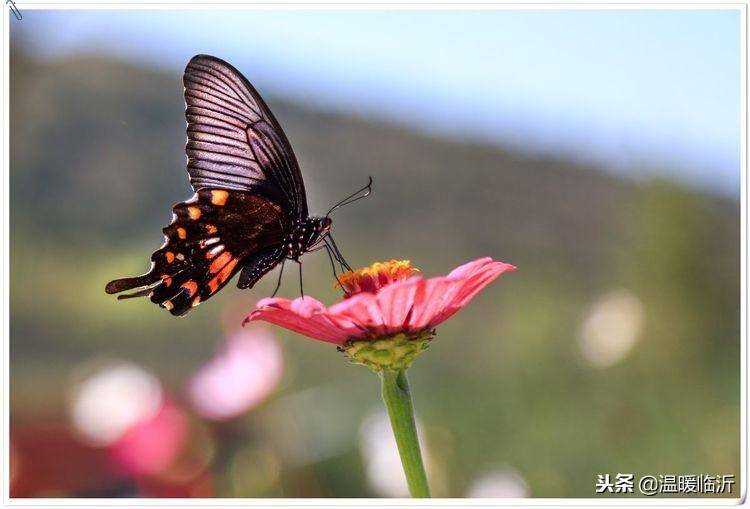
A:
[319,216,333,232]
[297,216,332,254]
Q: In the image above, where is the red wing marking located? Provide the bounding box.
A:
[208,257,240,294]
[210,252,233,273]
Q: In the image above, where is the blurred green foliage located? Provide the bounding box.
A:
[10,45,739,498]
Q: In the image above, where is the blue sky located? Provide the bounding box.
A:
[15,9,742,194]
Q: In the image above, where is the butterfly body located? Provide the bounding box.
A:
[106,54,336,316]
[285,216,332,261]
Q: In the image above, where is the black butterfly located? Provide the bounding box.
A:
[105,54,369,316]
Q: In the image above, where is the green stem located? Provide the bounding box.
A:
[379,369,431,498]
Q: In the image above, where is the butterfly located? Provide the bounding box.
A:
[105,54,369,316]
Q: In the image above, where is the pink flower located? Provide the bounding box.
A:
[109,401,188,477]
[188,328,283,421]
[243,257,515,346]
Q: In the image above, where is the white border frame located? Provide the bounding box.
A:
[1,2,746,507]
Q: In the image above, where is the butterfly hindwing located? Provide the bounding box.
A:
[237,246,286,290]
[106,189,290,316]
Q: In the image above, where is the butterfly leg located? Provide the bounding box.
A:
[271,259,286,298]
[324,244,350,297]
[296,260,305,299]
[325,237,350,274]
[324,244,339,279]
[327,234,352,272]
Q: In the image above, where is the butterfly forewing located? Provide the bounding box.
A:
[184,55,307,220]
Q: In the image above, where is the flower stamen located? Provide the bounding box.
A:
[336,259,420,296]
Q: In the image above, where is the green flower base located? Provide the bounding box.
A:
[339,330,435,372]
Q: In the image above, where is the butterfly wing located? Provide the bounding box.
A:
[105,189,288,316]
[183,54,308,221]
[236,246,287,290]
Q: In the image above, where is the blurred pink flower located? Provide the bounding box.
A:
[188,328,283,421]
[109,401,187,477]
[243,257,515,345]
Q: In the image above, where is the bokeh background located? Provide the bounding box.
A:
[9,8,741,498]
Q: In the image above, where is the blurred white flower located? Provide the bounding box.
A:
[68,360,163,447]
[188,327,283,421]
[578,289,645,368]
[466,468,530,498]
[358,408,431,497]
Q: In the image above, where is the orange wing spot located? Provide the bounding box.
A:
[181,280,198,297]
[192,296,201,307]
[160,274,172,287]
[217,258,239,283]
[206,225,218,234]
[210,252,233,274]
[211,190,229,206]
[176,227,187,239]
[188,206,202,220]
[165,252,175,263]
[208,279,219,294]
[208,257,239,293]
[163,300,174,311]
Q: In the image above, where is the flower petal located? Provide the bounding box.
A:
[290,296,328,317]
[253,296,292,309]
[406,277,464,331]
[243,257,515,346]
[430,261,516,327]
[243,298,349,344]
[328,292,387,337]
[452,261,516,308]
[375,277,420,333]
[446,257,496,280]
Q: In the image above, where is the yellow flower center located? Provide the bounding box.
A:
[336,259,420,295]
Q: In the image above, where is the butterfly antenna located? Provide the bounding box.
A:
[326,176,373,217]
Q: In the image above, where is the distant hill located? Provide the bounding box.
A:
[9,48,738,285]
